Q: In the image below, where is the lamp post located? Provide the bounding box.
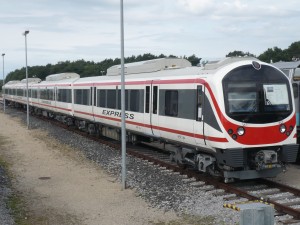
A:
[1,53,5,113]
[120,0,126,190]
[23,30,30,129]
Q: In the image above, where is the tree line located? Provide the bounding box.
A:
[2,53,200,85]
[226,41,300,62]
[2,40,300,87]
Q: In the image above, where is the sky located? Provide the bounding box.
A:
[1,0,300,76]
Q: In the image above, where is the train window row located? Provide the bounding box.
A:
[4,87,199,120]
[97,89,144,113]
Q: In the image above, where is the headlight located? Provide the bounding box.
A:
[279,124,286,133]
[237,127,245,136]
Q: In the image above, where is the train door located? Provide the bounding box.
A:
[54,86,57,110]
[151,82,160,137]
[143,85,152,135]
[194,85,206,146]
[90,86,96,121]
[143,81,160,137]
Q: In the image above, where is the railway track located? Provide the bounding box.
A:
[8,106,300,224]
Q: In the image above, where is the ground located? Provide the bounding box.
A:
[0,110,178,225]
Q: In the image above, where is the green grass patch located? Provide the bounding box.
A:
[0,135,30,225]
[7,193,30,225]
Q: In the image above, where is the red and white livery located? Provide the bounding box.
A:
[3,57,298,182]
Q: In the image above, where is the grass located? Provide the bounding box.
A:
[0,135,30,225]
[6,193,30,225]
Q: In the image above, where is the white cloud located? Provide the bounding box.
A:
[1,0,300,75]
[177,0,215,14]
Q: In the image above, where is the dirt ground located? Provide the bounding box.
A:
[0,110,178,225]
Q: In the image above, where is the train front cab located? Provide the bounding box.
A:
[217,62,299,181]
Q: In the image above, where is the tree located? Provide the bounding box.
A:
[185,54,201,66]
[226,50,255,57]
[5,53,202,82]
[286,41,300,60]
[258,47,289,63]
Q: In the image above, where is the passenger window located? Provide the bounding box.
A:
[153,86,158,114]
[292,83,298,98]
[107,90,116,109]
[98,90,106,107]
[74,89,82,104]
[74,89,89,105]
[145,86,150,113]
[83,89,89,105]
[165,90,178,117]
[130,90,140,112]
[117,89,121,109]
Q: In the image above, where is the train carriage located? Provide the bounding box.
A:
[3,80,21,103]
[28,73,79,122]
[3,57,298,182]
[3,78,41,107]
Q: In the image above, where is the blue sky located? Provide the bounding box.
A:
[1,0,300,76]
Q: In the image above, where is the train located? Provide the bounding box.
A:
[3,57,299,182]
[272,61,300,130]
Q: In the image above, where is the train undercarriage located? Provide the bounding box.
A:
[171,144,298,183]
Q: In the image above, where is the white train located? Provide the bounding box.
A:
[3,57,298,182]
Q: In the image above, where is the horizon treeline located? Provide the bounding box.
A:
[2,40,300,85]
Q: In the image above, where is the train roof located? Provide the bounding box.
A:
[5,80,20,85]
[106,58,192,76]
[204,57,258,70]
[20,78,42,83]
[45,72,80,81]
[74,57,265,84]
[272,61,300,69]
[3,80,21,88]
[33,74,80,87]
[74,66,206,84]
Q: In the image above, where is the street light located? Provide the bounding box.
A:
[1,53,5,113]
[23,30,30,129]
[120,0,126,190]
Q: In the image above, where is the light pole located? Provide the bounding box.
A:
[23,30,30,129]
[120,0,126,190]
[1,53,5,113]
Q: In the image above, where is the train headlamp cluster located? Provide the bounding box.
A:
[237,127,245,136]
[279,124,286,133]
[279,124,293,136]
[228,126,245,140]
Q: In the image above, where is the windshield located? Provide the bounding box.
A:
[223,64,292,123]
[227,83,257,113]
